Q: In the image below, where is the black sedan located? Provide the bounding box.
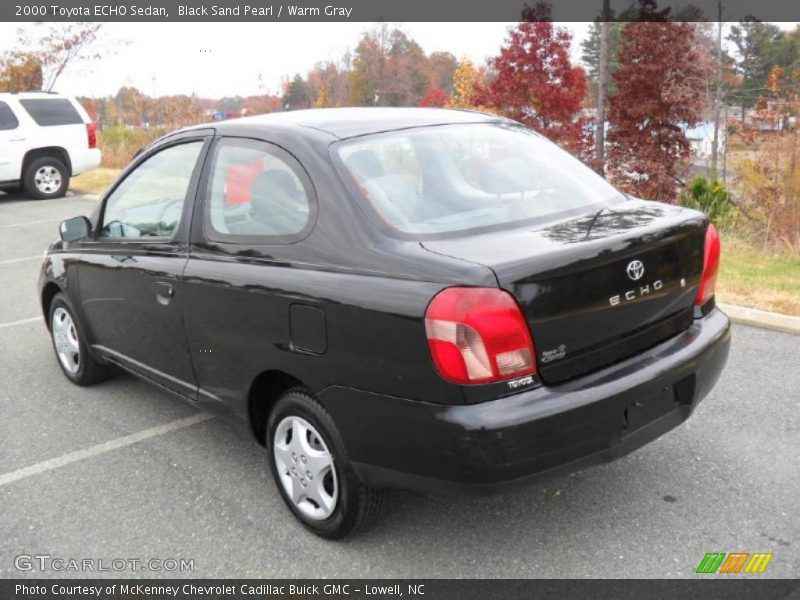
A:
[39,108,731,538]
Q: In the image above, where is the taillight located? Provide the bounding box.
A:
[86,122,97,149]
[695,224,721,307]
[424,287,537,384]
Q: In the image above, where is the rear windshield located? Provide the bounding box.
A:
[334,122,624,237]
[19,98,83,126]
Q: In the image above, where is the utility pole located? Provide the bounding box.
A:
[722,103,729,184]
[711,0,723,181]
[595,0,611,176]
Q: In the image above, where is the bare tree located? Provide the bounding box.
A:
[594,0,611,175]
[2,24,106,92]
[710,2,723,180]
[39,23,104,91]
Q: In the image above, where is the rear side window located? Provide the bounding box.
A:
[0,102,18,130]
[19,99,83,126]
[203,138,314,244]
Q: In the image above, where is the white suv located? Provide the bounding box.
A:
[0,92,101,199]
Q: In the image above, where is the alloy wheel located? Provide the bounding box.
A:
[34,166,62,195]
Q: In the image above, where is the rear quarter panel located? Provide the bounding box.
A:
[181,255,463,417]
[17,96,95,176]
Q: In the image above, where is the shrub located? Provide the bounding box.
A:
[679,176,734,230]
[733,133,800,251]
[98,126,165,169]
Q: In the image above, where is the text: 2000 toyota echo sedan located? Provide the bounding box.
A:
[39,108,731,538]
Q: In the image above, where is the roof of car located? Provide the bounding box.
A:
[207,107,507,140]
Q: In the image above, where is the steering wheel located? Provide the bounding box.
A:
[154,198,184,235]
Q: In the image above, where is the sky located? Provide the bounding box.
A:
[0,22,590,98]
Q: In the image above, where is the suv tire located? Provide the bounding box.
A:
[24,156,69,200]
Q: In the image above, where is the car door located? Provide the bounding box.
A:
[0,100,25,183]
[182,136,317,410]
[77,132,212,398]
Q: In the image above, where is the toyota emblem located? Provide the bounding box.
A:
[626,260,645,281]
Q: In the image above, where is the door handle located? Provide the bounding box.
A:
[152,281,175,305]
[10,137,26,142]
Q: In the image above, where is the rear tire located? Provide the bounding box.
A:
[24,156,69,200]
[49,292,111,385]
[267,389,382,539]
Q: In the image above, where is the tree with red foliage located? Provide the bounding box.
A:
[419,85,449,107]
[606,13,708,201]
[78,96,101,124]
[483,3,587,152]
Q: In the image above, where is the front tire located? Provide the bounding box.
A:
[24,156,69,199]
[267,389,382,539]
[49,293,111,385]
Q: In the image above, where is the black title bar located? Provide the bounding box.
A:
[4,0,800,22]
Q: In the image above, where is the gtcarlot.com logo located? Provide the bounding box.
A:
[15,554,195,573]
[696,552,773,574]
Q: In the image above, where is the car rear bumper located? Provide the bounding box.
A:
[318,308,731,494]
[70,148,101,176]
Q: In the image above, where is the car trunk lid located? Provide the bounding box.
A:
[421,200,706,385]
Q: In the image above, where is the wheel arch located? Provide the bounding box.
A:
[22,147,72,178]
[248,369,307,445]
[41,281,63,330]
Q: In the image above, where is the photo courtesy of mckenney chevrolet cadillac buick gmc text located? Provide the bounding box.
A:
[38,108,730,538]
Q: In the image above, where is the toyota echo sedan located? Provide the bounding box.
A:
[39,108,731,538]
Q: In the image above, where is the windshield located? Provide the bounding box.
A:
[334,122,625,237]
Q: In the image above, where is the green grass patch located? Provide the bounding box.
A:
[718,236,800,316]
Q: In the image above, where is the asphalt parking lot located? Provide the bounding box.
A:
[0,191,798,579]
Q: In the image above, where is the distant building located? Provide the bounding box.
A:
[684,121,725,159]
[726,104,789,132]
[206,109,245,122]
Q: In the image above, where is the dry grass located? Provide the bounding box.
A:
[717,236,800,316]
[99,126,165,169]
[70,168,121,197]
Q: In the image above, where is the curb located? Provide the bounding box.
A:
[718,302,800,336]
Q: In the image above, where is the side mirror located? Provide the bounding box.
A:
[59,216,91,242]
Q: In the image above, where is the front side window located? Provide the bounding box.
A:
[204,138,313,243]
[100,141,203,239]
[334,122,625,237]
[19,99,83,126]
[0,102,18,130]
